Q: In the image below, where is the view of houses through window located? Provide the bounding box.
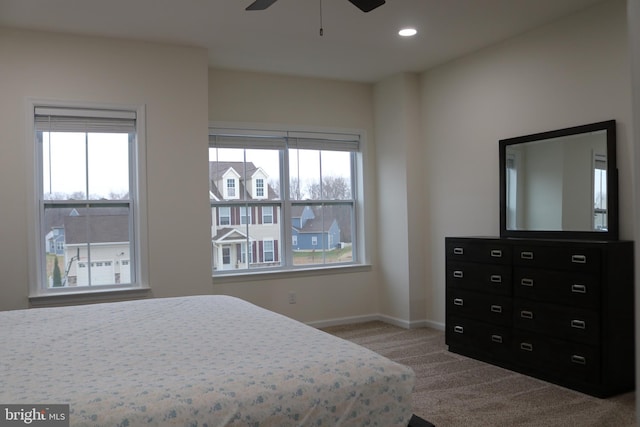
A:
[36,106,137,290]
[209,130,359,273]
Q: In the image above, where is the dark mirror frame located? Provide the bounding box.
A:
[499,120,618,240]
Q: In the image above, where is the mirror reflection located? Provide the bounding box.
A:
[504,130,608,232]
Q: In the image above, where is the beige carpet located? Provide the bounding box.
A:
[322,321,636,427]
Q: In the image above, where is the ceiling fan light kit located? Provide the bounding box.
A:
[245,0,385,12]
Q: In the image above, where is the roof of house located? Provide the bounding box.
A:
[294,217,338,234]
[212,227,251,242]
[44,206,129,231]
[209,161,278,200]
[64,214,129,244]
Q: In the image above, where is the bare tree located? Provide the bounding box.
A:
[289,177,303,200]
[305,176,351,200]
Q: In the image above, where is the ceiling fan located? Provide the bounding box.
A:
[245,0,385,13]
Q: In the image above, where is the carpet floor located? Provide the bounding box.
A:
[322,321,636,427]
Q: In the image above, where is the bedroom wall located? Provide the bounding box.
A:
[208,68,381,325]
[0,28,213,310]
[373,73,428,327]
[420,0,632,325]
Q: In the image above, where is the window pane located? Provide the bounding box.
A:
[289,149,352,200]
[88,133,130,200]
[321,151,352,200]
[43,206,131,287]
[289,149,320,200]
[211,204,282,271]
[292,204,353,266]
[209,147,280,200]
[42,132,87,200]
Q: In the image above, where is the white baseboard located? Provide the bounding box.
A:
[307,314,445,331]
[306,314,380,329]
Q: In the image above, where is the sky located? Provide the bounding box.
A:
[42,131,352,201]
[43,132,130,199]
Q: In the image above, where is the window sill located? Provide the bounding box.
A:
[212,263,372,285]
[29,287,151,308]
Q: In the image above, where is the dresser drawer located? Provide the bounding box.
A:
[514,300,600,345]
[447,316,512,359]
[513,245,601,273]
[513,267,600,308]
[446,239,511,264]
[447,262,512,296]
[447,289,512,326]
[514,332,600,384]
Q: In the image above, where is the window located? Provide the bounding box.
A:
[593,153,607,230]
[219,206,231,226]
[256,178,265,198]
[31,103,146,295]
[209,127,360,274]
[226,179,236,198]
[263,239,275,263]
[262,206,274,224]
[505,152,518,230]
[240,206,252,225]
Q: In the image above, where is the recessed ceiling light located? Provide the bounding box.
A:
[399,28,417,37]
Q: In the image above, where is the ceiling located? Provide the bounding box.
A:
[0,0,606,83]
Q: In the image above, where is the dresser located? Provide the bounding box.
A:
[445,237,634,397]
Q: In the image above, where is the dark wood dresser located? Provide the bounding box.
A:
[445,236,634,397]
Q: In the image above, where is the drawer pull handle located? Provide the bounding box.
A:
[490,275,502,284]
[453,298,464,306]
[571,319,586,329]
[490,249,503,258]
[453,326,464,334]
[453,247,464,255]
[571,355,587,365]
[491,335,503,344]
[571,284,587,294]
[520,342,534,352]
[521,278,534,287]
[521,251,534,260]
[453,270,464,279]
[520,310,534,319]
[571,254,587,264]
[490,305,503,314]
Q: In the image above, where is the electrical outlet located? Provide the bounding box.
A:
[288,292,296,304]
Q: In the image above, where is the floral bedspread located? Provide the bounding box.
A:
[1,295,415,426]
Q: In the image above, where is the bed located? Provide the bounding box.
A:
[1,295,416,426]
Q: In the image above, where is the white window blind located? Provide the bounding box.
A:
[35,107,136,133]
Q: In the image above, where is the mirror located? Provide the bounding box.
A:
[499,120,618,240]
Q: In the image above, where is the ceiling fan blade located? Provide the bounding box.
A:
[347,0,385,12]
[246,0,278,11]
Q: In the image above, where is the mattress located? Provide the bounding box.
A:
[0,295,415,426]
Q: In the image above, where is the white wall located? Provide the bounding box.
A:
[421,0,632,324]
[208,69,381,325]
[0,28,213,310]
[373,73,428,326]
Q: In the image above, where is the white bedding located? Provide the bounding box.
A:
[0,295,415,426]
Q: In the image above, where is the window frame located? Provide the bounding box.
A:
[209,123,365,277]
[27,100,149,303]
